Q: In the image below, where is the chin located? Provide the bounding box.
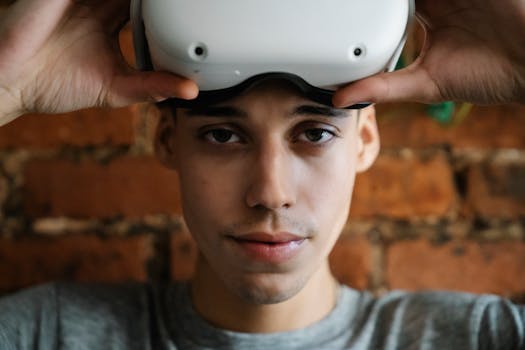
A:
[224,271,311,305]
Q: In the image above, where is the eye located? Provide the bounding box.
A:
[296,128,335,144]
[202,128,242,144]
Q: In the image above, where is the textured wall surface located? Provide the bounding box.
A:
[0,15,524,302]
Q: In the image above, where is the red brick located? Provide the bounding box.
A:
[170,229,198,281]
[329,235,373,290]
[377,104,525,149]
[386,239,525,296]
[350,152,457,219]
[0,234,153,292]
[466,162,525,219]
[0,106,137,149]
[24,156,182,218]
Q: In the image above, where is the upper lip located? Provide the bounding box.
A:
[230,232,306,243]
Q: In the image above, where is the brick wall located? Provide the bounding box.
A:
[1,17,524,302]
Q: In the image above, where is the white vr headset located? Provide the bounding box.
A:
[131,0,415,109]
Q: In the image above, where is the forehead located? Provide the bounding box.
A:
[175,79,354,119]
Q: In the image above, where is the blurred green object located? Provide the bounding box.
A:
[395,54,469,126]
[427,102,456,124]
[395,56,406,71]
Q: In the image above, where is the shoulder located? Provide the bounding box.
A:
[54,281,158,348]
[0,282,60,322]
[0,283,61,349]
[0,281,153,311]
[54,281,151,317]
[364,289,525,349]
[0,282,165,349]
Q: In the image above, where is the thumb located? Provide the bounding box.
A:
[332,64,441,107]
[106,71,199,107]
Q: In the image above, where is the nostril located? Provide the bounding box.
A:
[252,204,267,211]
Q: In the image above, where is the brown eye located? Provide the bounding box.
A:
[298,128,335,144]
[203,129,241,144]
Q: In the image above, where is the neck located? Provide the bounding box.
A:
[189,256,339,333]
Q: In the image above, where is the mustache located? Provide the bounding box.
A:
[219,211,317,238]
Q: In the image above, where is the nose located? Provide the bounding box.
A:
[245,140,295,210]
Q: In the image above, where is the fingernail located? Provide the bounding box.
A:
[180,83,199,100]
[153,95,169,103]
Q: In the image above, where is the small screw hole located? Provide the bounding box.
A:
[354,48,363,57]
[195,46,205,56]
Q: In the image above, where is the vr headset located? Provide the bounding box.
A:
[131,0,415,109]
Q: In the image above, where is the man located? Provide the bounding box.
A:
[0,0,524,349]
[2,77,524,349]
[153,80,380,334]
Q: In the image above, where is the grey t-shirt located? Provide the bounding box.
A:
[0,282,523,349]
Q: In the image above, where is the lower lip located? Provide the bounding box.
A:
[229,238,306,264]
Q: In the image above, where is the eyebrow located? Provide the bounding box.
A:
[184,106,248,118]
[183,104,349,118]
[292,105,349,118]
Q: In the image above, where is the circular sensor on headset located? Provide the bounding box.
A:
[189,43,208,61]
[349,45,366,61]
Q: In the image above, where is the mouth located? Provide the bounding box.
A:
[226,232,307,264]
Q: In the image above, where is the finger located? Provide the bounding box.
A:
[106,71,199,108]
[332,64,442,107]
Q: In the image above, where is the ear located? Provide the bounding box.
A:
[355,105,380,173]
[154,106,179,170]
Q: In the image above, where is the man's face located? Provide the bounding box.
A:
[156,81,379,304]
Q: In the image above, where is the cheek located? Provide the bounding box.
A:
[177,157,243,233]
[178,172,222,251]
[304,141,357,203]
[298,141,358,236]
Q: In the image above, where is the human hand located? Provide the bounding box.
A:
[333,0,525,107]
[0,0,198,126]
